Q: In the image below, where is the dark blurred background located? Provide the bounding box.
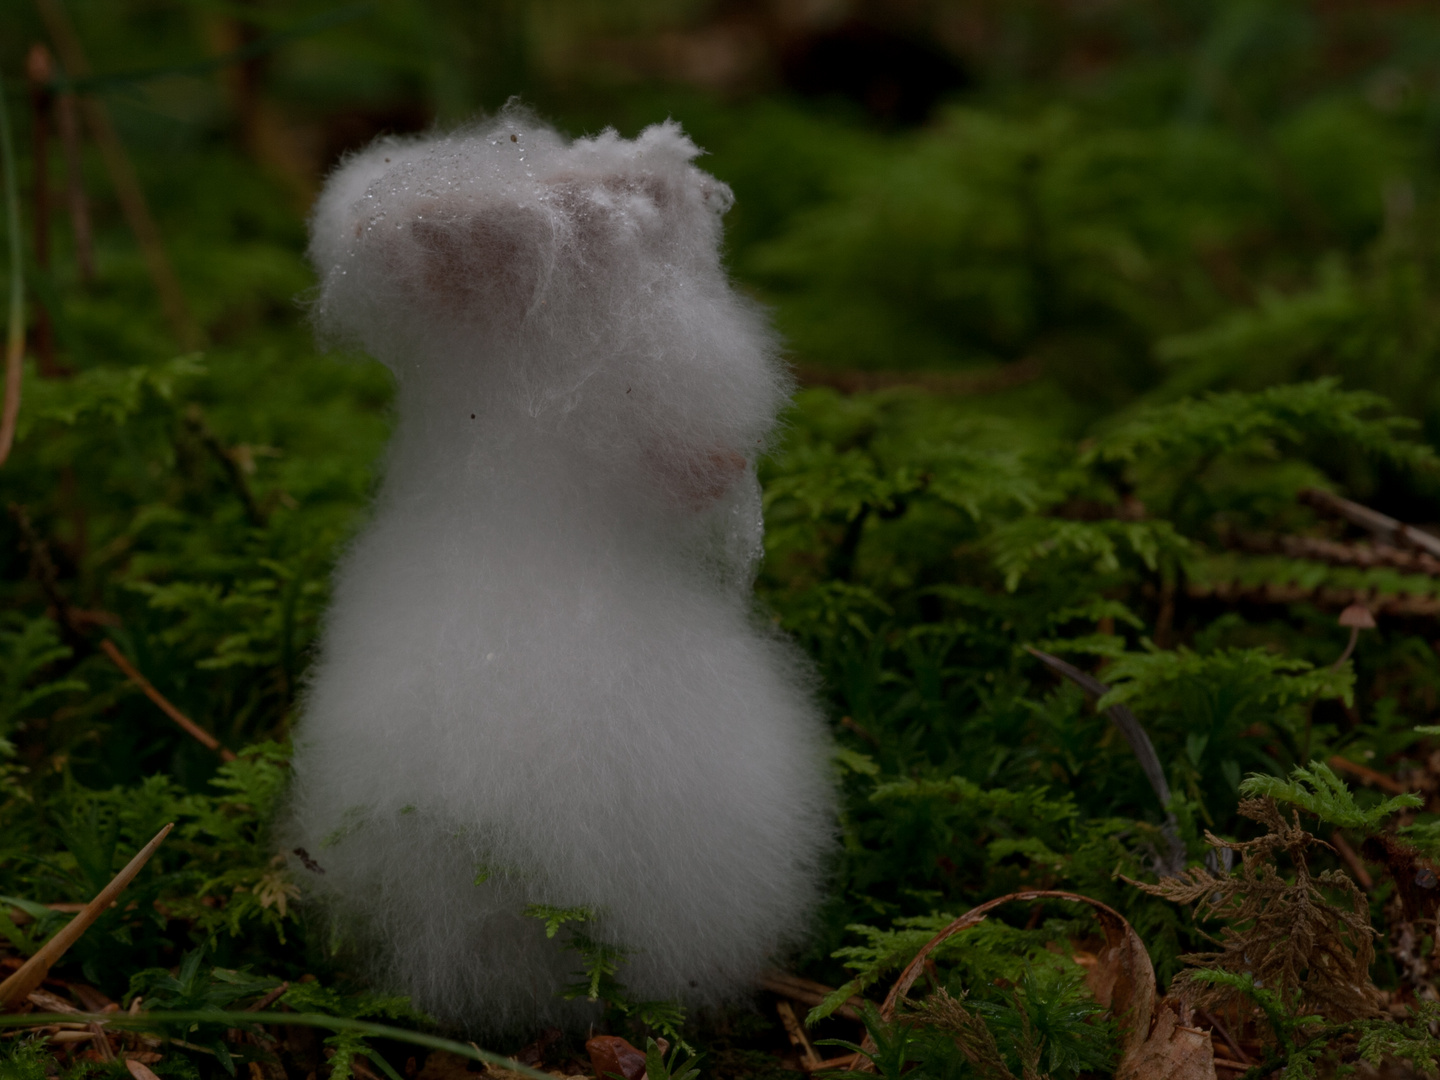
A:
[4,0,1440,436]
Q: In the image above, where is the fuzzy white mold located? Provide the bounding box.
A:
[285,107,835,1034]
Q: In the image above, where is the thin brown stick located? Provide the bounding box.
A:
[0,307,20,468]
[90,1018,117,1061]
[34,0,201,350]
[1024,647,1171,807]
[0,823,173,1010]
[54,87,93,283]
[839,715,880,746]
[1186,579,1440,618]
[184,406,266,527]
[100,639,236,761]
[0,59,23,469]
[10,507,234,762]
[1300,488,1440,561]
[244,981,290,1013]
[1330,831,1374,890]
[8,502,87,651]
[776,1000,822,1071]
[1193,1007,1250,1066]
[1328,754,1409,797]
[1226,530,1440,576]
[26,45,58,377]
[761,970,863,1023]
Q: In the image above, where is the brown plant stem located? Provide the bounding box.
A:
[776,1000,822,1071]
[0,54,24,468]
[761,969,864,1023]
[1327,755,1409,797]
[1186,579,1440,618]
[54,85,93,283]
[100,639,237,762]
[8,505,234,762]
[26,45,58,377]
[184,406,266,526]
[1330,831,1373,891]
[244,981,290,1013]
[1226,529,1440,576]
[1300,487,1440,561]
[9,501,88,654]
[1193,1007,1250,1066]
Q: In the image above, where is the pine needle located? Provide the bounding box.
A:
[0,823,173,1010]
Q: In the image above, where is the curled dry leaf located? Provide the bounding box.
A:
[851,889,1215,1080]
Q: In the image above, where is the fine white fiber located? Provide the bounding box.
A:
[283,105,836,1034]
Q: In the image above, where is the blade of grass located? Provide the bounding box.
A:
[1026,646,1186,874]
[100,639,237,761]
[0,1011,552,1080]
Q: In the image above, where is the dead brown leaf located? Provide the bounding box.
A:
[1115,1001,1216,1080]
[584,1036,646,1080]
[416,1051,482,1080]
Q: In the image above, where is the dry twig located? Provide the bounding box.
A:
[1186,579,1440,618]
[1227,530,1440,576]
[101,640,236,762]
[1327,755,1409,797]
[0,823,173,1010]
[761,969,864,1023]
[1329,831,1373,891]
[0,52,25,467]
[26,45,59,376]
[8,504,234,760]
[54,72,93,283]
[776,999,822,1071]
[183,406,266,527]
[1300,488,1440,561]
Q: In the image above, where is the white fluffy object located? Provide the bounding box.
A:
[285,109,835,1033]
